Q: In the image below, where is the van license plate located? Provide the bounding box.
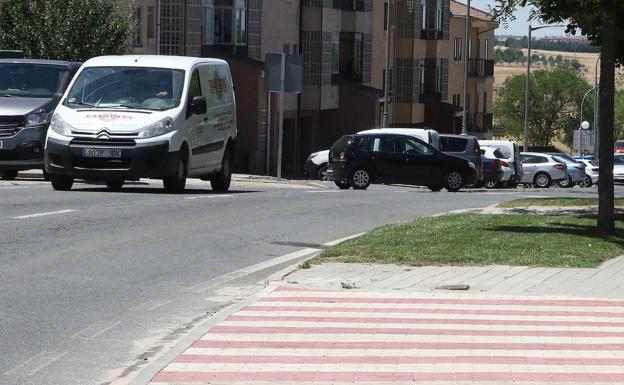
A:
[82,148,122,158]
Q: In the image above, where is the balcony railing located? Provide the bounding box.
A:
[467,112,493,132]
[468,59,494,77]
[420,29,443,40]
[333,0,364,11]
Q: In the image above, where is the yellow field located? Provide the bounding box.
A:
[494,47,624,90]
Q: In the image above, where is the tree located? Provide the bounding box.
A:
[494,0,624,235]
[0,0,135,62]
[495,67,591,146]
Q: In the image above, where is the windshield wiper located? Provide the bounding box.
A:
[108,104,162,111]
[68,101,96,108]
[1,93,21,97]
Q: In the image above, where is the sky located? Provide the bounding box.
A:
[468,0,568,37]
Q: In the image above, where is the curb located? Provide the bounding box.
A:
[126,284,278,385]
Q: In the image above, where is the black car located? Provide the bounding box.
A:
[327,133,477,192]
[0,59,81,180]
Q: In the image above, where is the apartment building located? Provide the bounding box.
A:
[131,0,497,174]
[371,0,496,136]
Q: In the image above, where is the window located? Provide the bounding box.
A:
[483,92,487,112]
[378,136,396,153]
[453,37,462,61]
[468,37,472,59]
[484,38,489,59]
[147,6,155,40]
[339,32,363,82]
[202,0,246,46]
[133,7,143,47]
[436,0,443,30]
[187,69,202,116]
[384,2,388,31]
[400,137,434,155]
[331,33,340,74]
[439,136,468,152]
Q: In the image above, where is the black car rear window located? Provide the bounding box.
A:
[440,137,468,152]
[331,135,353,151]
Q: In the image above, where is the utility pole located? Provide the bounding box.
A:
[382,0,392,127]
[461,0,471,135]
[523,25,532,151]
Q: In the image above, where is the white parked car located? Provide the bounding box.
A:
[304,149,329,180]
[577,159,599,187]
[480,140,522,187]
[481,147,513,186]
[614,155,624,183]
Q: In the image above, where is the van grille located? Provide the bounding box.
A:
[72,157,132,170]
[70,137,136,147]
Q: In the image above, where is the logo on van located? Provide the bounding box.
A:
[85,113,135,122]
[208,78,227,99]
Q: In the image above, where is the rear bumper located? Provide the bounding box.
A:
[326,163,348,182]
[481,170,503,183]
[45,137,179,180]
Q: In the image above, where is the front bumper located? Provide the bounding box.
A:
[0,125,46,170]
[45,137,179,180]
[303,159,320,179]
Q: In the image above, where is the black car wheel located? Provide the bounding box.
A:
[484,180,499,189]
[50,174,73,191]
[317,164,328,181]
[444,170,464,192]
[533,172,552,188]
[106,180,124,191]
[557,175,573,188]
[164,158,187,193]
[578,175,593,188]
[334,180,350,189]
[1,170,18,180]
[349,168,371,190]
[428,185,443,192]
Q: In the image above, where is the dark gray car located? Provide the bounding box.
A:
[439,134,483,182]
[0,59,81,180]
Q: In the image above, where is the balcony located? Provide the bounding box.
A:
[467,112,493,132]
[468,59,494,78]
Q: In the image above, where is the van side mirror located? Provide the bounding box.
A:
[190,96,207,115]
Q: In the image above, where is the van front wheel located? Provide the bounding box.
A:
[163,158,187,193]
[211,149,233,192]
[50,174,73,191]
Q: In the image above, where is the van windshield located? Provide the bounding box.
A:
[65,66,185,111]
[0,63,69,98]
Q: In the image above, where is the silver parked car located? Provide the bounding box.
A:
[614,155,624,183]
[547,153,587,188]
[520,152,567,188]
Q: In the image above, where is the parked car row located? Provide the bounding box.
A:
[306,127,606,191]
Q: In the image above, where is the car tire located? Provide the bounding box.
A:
[106,180,124,191]
[349,168,371,190]
[557,176,573,188]
[1,170,18,180]
[579,175,593,188]
[316,164,328,181]
[163,157,187,193]
[444,170,464,192]
[50,174,73,191]
[428,185,443,192]
[533,172,552,188]
[210,147,233,192]
[334,180,350,189]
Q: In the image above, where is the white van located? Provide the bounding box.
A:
[357,128,440,150]
[479,140,522,186]
[44,55,236,192]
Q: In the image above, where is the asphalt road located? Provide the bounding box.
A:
[0,174,608,385]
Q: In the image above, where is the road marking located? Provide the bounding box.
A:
[183,233,364,293]
[185,194,233,200]
[306,190,341,193]
[130,299,174,312]
[13,209,78,219]
[71,320,121,339]
[3,350,68,377]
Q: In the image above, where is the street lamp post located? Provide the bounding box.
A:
[523,24,565,151]
[461,0,471,135]
[593,55,601,161]
[382,0,393,128]
[580,87,596,156]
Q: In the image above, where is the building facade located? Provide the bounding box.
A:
[131,0,497,175]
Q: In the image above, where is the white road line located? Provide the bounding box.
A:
[185,194,233,200]
[3,350,68,377]
[183,233,365,293]
[13,209,78,219]
[306,190,341,193]
[71,320,122,339]
[130,299,174,312]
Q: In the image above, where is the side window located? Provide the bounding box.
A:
[536,156,548,164]
[440,137,468,152]
[187,69,202,108]
[401,137,434,155]
[378,136,396,153]
[198,65,233,107]
[521,155,533,163]
[357,136,370,151]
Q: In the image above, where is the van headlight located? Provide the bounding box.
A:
[138,118,174,138]
[25,109,50,127]
[49,114,73,136]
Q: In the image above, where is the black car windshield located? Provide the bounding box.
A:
[66,66,185,111]
[0,63,69,98]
